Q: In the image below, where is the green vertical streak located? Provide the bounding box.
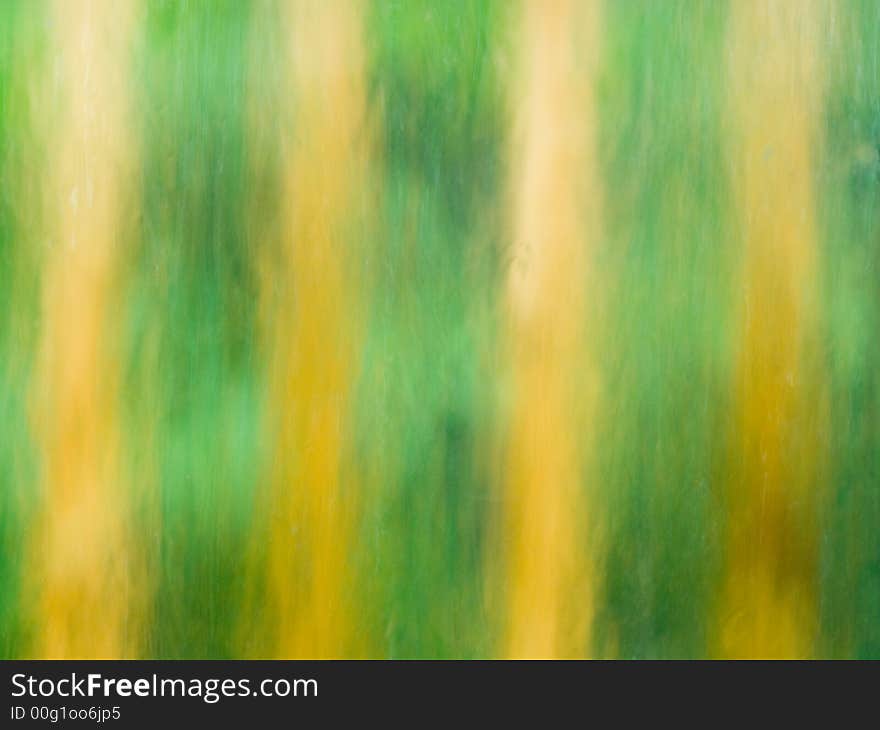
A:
[819,0,880,659]
[354,0,504,658]
[0,0,45,658]
[595,0,732,658]
[136,0,260,658]
[0,0,23,659]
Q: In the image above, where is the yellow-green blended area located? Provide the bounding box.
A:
[0,0,877,659]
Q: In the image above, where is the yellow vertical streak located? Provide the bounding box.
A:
[501,0,602,658]
[260,0,369,658]
[720,0,827,658]
[27,0,140,658]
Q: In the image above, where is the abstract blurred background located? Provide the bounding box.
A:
[0,0,877,659]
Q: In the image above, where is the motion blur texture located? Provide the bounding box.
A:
[0,0,877,659]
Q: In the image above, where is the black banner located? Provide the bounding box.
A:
[0,660,872,726]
